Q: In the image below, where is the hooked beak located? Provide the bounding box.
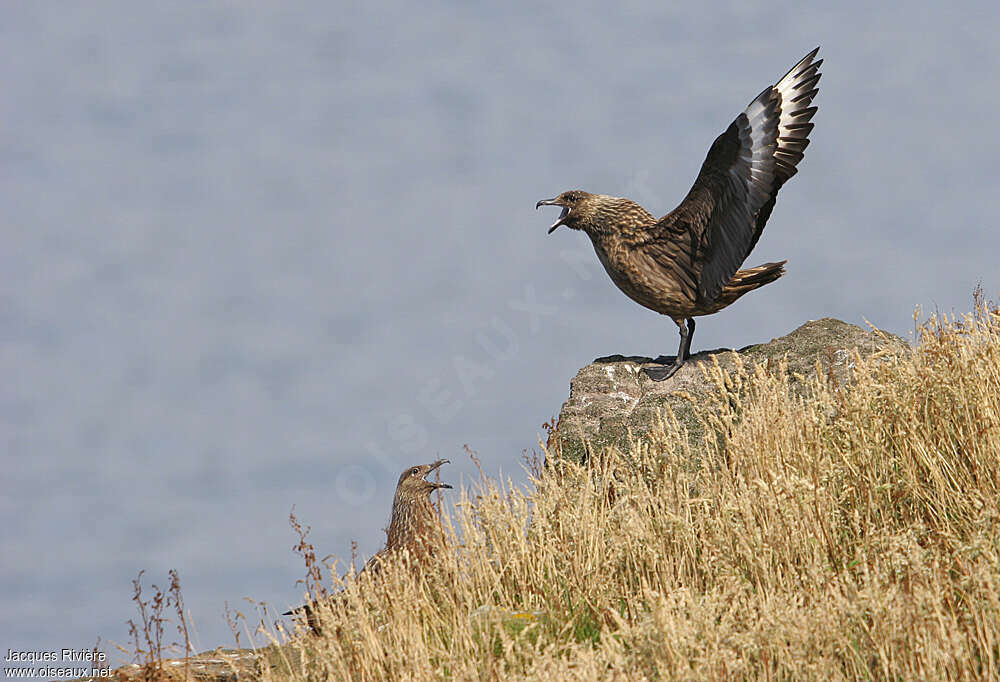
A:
[536,198,570,234]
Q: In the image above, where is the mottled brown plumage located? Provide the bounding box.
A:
[284,459,452,634]
[538,49,821,381]
[368,459,451,572]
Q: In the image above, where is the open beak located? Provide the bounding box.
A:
[536,198,570,234]
[424,459,452,489]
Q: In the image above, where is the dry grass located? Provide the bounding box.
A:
[259,301,1000,681]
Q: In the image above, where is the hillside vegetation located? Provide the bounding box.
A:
[258,301,1000,681]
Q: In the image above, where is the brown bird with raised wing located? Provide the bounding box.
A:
[538,49,821,381]
[284,459,452,634]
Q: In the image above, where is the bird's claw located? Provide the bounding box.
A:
[643,363,681,382]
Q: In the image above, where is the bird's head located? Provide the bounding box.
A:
[396,459,452,497]
[535,190,596,233]
[537,190,647,236]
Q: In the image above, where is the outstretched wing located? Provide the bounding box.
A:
[656,48,822,304]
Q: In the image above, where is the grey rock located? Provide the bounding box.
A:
[92,646,296,682]
[549,318,906,464]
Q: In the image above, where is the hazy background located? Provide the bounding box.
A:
[4,0,999,665]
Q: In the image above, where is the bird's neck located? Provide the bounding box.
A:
[580,197,656,237]
[385,492,439,552]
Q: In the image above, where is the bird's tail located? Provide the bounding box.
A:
[711,260,786,310]
[284,601,325,635]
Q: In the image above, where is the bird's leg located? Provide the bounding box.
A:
[644,318,694,382]
[680,318,695,361]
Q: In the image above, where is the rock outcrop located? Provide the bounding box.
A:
[549,318,906,464]
[89,647,291,682]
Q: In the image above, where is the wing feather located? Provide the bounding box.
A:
[654,48,822,304]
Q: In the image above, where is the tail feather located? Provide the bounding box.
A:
[710,260,786,311]
[730,260,786,287]
[284,601,324,635]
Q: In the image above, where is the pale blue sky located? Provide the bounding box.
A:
[3,0,999,664]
